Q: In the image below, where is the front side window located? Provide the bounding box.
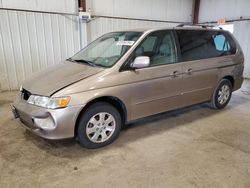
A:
[141,36,157,52]
[131,30,177,67]
[177,30,236,62]
[71,32,142,67]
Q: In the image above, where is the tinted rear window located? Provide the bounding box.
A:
[176,30,236,62]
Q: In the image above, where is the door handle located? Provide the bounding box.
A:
[185,68,193,75]
[171,70,180,78]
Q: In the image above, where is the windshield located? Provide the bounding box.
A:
[71,32,142,67]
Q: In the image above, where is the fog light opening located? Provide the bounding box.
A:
[34,117,56,130]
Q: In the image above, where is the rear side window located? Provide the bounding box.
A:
[176,30,236,62]
[213,34,230,51]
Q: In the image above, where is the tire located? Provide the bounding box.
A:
[210,79,233,109]
[77,102,122,149]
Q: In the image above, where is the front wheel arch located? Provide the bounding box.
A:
[74,96,127,138]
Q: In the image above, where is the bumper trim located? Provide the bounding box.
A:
[10,104,20,119]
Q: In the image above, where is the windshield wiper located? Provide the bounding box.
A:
[67,58,107,68]
[74,59,97,67]
[67,58,98,67]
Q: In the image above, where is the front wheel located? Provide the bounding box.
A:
[77,102,122,149]
[210,79,232,109]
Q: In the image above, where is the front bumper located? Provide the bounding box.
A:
[12,92,83,140]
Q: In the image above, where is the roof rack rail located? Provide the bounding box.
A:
[176,23,223,30]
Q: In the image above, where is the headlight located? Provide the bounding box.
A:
[27,95,70,109]
[19,85,23,92]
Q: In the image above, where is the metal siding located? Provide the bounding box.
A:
[0,10,18,90]
[1,0,78,15]
[87,0,193,23]
[87,17,178,42]
[199,0,250,22]
[233,21,250,78]
[0,10,82,91]
[86,0,193,42]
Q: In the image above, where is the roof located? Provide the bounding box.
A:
[114,25,224,33]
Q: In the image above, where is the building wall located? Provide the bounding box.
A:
[87,17,178,42]
[0,10,81,91]
[0,0,78,14]
[0,0,83,91]
[233,21,250,78]
[199,0,250,23]
[86,0,194,23]
[86,0,194,42]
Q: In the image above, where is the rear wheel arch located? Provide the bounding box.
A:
[74,96,127,138]
[210,78,233,109]
[223,75,234,89]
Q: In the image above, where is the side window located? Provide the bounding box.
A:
[177,30,236,62]
[213,34,230,51]
[142,36,157,52]
[177,30,211,61]
[212,32,236,56]
[133,31,177,67]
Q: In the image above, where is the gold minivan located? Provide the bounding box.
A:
[12,26,244,148]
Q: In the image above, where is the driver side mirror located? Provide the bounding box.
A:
[130,56,150,69]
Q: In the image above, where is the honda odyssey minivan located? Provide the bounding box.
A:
[12,25,244,148]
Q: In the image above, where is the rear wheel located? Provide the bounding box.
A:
[77,102,122,149]
[210,79,232,109]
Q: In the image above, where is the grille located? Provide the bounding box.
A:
[22,89,31,100]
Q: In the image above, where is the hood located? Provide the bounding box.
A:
[22,61,103,96]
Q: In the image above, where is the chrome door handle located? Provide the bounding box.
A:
[171,71,180,78]
[185,68,193,75]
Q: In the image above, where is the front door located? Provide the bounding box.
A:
[126,30,184,120]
